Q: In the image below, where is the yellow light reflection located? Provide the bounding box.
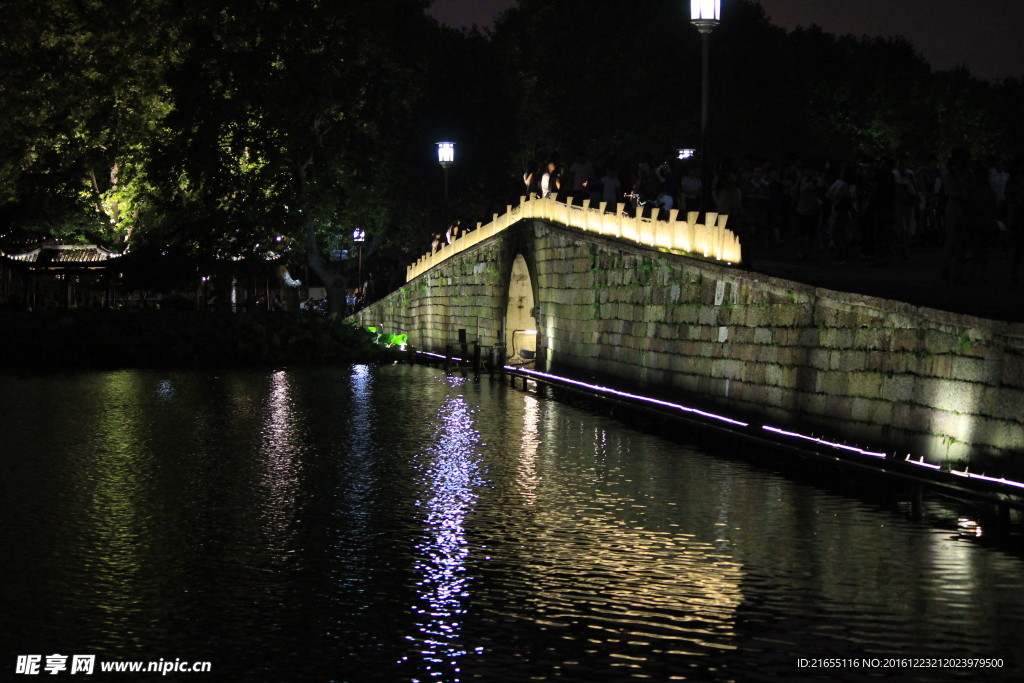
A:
[85,372,149,621]
[518,415,745,653]
[517,394,541,504]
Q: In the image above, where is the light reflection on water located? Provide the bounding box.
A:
[403,378,484,681]
[83,372,150,637]
[468,395,745,679]
[258,370,303,559]
[1,364,1023,681]
[517,393,541,504]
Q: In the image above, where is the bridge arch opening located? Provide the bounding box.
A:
[505,254,536,362]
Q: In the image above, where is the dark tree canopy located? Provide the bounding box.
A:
[1,0,1019,280]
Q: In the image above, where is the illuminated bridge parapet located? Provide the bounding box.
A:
[406,194,740,282]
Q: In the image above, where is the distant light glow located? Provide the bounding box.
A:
[762,425,887,458]
[678,148,696,160]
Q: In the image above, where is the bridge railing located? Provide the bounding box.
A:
[406,194,740,282]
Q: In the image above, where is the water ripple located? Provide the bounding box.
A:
[2,366,1022,681]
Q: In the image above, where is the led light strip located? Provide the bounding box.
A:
[507,366,749,427]
[761,425,887,458]
[418,351,465,362]
[951,469,1024,490]
[905,456,941,470]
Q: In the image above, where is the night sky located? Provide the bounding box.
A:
[428,0,1024,82]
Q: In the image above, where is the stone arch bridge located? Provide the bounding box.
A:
[355,195,1024,475]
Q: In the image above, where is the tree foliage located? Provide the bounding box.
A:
[489,0,1019,168]
[1,0,1020,284]
[0,0,173,243]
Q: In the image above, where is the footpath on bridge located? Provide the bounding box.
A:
[752,238,1023,324]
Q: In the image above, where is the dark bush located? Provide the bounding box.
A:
[0,310,392,370]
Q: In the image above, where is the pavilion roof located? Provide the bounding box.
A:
[1,244,122,269]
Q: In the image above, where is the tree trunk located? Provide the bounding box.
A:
[304,219,348,316]
[298,157,348,316]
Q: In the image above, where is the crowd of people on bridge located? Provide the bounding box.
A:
[419,144,1022,290]
[506,149,1023,284]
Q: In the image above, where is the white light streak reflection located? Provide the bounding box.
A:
[342,364,375,524]
[404,380,484,681]
[348,365,373,451]
[155,379,175,402]
[258,370,302,557]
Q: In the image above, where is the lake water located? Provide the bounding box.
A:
[2,364,1022,681]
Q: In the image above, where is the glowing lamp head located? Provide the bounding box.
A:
[690,0,720,32]
[678,148,696,160]
[437,142,455,167]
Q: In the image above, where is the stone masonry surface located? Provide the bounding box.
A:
[357,219,1024,475]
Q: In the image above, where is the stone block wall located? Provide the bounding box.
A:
[530,222,1024,472]
[357,219,1024,473]
[354,236,510,353]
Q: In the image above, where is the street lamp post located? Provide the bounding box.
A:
[690,0,720,213]
[437,142,455,231]
[352,228,365,302]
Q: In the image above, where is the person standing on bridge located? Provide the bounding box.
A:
[523,160,541,199]
[569,153,594,204]
[632,160,660,211]
[941,147,972,283]
[679,166,702,214]
[446,219,463,244]
[892,157,918,261]
[541,160,561,198]
[795,165,824,259]
[655,161,677,213]
[743,165,772,250]
[600,164,621,209]
[1006,157,1024,284]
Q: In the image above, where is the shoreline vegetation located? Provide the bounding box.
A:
[0,310,394,371]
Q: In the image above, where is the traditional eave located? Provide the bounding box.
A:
[0,244,122,271]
